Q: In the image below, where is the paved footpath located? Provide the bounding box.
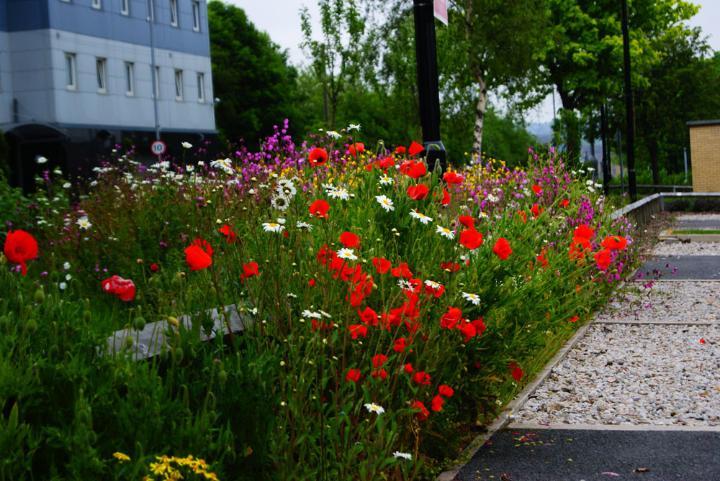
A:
[454,214,720,481]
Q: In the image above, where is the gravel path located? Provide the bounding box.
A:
[514,324,720,427]
[595,281,720,324]
[652,241,720,256]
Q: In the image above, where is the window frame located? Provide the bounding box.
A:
[192,0,201,32]
[125,62,135,96]
[96,57,108,93]
[169,0,179,27]
[153,65,161,99]
[65,52,77,90]
[91,0,101,10]
[174,69,184,101]
[196,72,205,102]
[120,0,130,15]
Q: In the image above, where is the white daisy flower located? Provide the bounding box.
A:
[410,210,433,225]
[62,182,71,189]
[327,186,350,200]
[393,451,412,460]
[36,155,48,164]
[326,130,342,140]
[186,165,195,173]
[210,158,234,175]
[436,225,454,239]
[262,222,285,233]
[59,282,67,290]
[364,403,385,415]
[181,141,193,149]
[337,248,358,261]
[379,175,394,186]
[277,179,297,198]
[462,292,481,306]
[424,279,442,290]
[271,194,291,211]
[277,217,286,225]
[63,262,71,270]
[296,221,313,231]
[486,193,499,203]
[398,279,414,291]
[76,216,92,230]
[319,310,332,318]
[347,123,361,132]
[302,309,322,319]
[375,195,394,212]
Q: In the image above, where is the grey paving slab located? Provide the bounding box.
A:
[635,256,720,280]
[455,429,720,481]
[675,219,720,230]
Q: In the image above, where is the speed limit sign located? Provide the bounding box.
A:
[150,140,167,156]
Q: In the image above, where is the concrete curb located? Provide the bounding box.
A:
[505,422,720,432]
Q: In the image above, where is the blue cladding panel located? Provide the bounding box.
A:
[8,0,209,57]
[0,3,6,31]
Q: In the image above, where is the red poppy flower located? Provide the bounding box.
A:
[573,224,595,240]
[393,337,408,353]
[458,322,477,343]
[3,230,39,276]
[408,141,424,156]
[358,306,379,326]
[372,353,388,368]
[413,370,431,385]
[569,315,579,323]
[308,147,329,166]
[594,248,613,271]
[371,368,388,380]
[443,171,464,185]
[391,262,413,279]
[438,385,454,398]
[150,262,160,272]
[472,317,487,335]
[372,257,392,274]
[440,261,461,272]
[601,236,628,251]
[530,203,543,218]
[559,198,570,208]
[404,363,414,373]
[241,261,259,279]
[424,281,445,298]
[309,199,330,218]
[411,400,430,421]
[218,224,237,242]
[458,215,475,228]
[509,362,524,382]
[347,142,365,157]
[441,188,451,206]
[440,306,463,330]
[431,395,445,412]
[348,324,368,340]
[532,184,543,195]
[400,160,427,179]
[394,145,407,155]
[492,238,512,260]
[101,275,136,302]
[569,237,591,260]
[340,231,360,248]
[536,249,548,268]
[308,278,316,287]
[184,239,213,271]
[378,156,395,170]
[407,184,430,200]
[345,368,361,383]
[459,228,483,250]
[517,210,528,223]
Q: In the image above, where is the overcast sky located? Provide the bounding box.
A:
[226,0,720,123]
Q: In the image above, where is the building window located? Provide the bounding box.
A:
[121,0,129,15]
[174,69,183,100]
[196,72,205,102]
[153,66,160,98]
[125,62,135,96]
[192,0,201,31]
[169,0,178,26]
[65,53,77,90]
[96,57,107,93]
[91,0,101,9]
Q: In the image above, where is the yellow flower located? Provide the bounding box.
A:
[113,452,131,462]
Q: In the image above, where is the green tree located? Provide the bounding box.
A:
[208,1,306,146]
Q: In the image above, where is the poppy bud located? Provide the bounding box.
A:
[33,287,45,303]
[133,316,147,331]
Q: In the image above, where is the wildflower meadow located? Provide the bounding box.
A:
[0,124,635,480]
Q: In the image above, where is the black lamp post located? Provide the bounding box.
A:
[621,0,637,201]
[412,0,447,172]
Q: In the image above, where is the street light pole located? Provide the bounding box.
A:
[620,0,637,201]
[412,0,447,172]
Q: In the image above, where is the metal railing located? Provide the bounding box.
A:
[611,192,720,226]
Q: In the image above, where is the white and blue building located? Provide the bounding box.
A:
[0,0,216,187]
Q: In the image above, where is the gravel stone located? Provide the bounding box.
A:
[595,281,720,324]
[514,324,720,426]
[652,241,720,256]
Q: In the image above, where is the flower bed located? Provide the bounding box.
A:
[0,127,633,480]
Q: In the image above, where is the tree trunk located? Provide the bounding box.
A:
[472,72,488,156]
[647,137,660,185]
[556,86,581,166]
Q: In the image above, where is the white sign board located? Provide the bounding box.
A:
[150,140,167,156]
[434,0,448,25]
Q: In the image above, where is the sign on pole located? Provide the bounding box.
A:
[434,0,448,25]
[150,140,167,157]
